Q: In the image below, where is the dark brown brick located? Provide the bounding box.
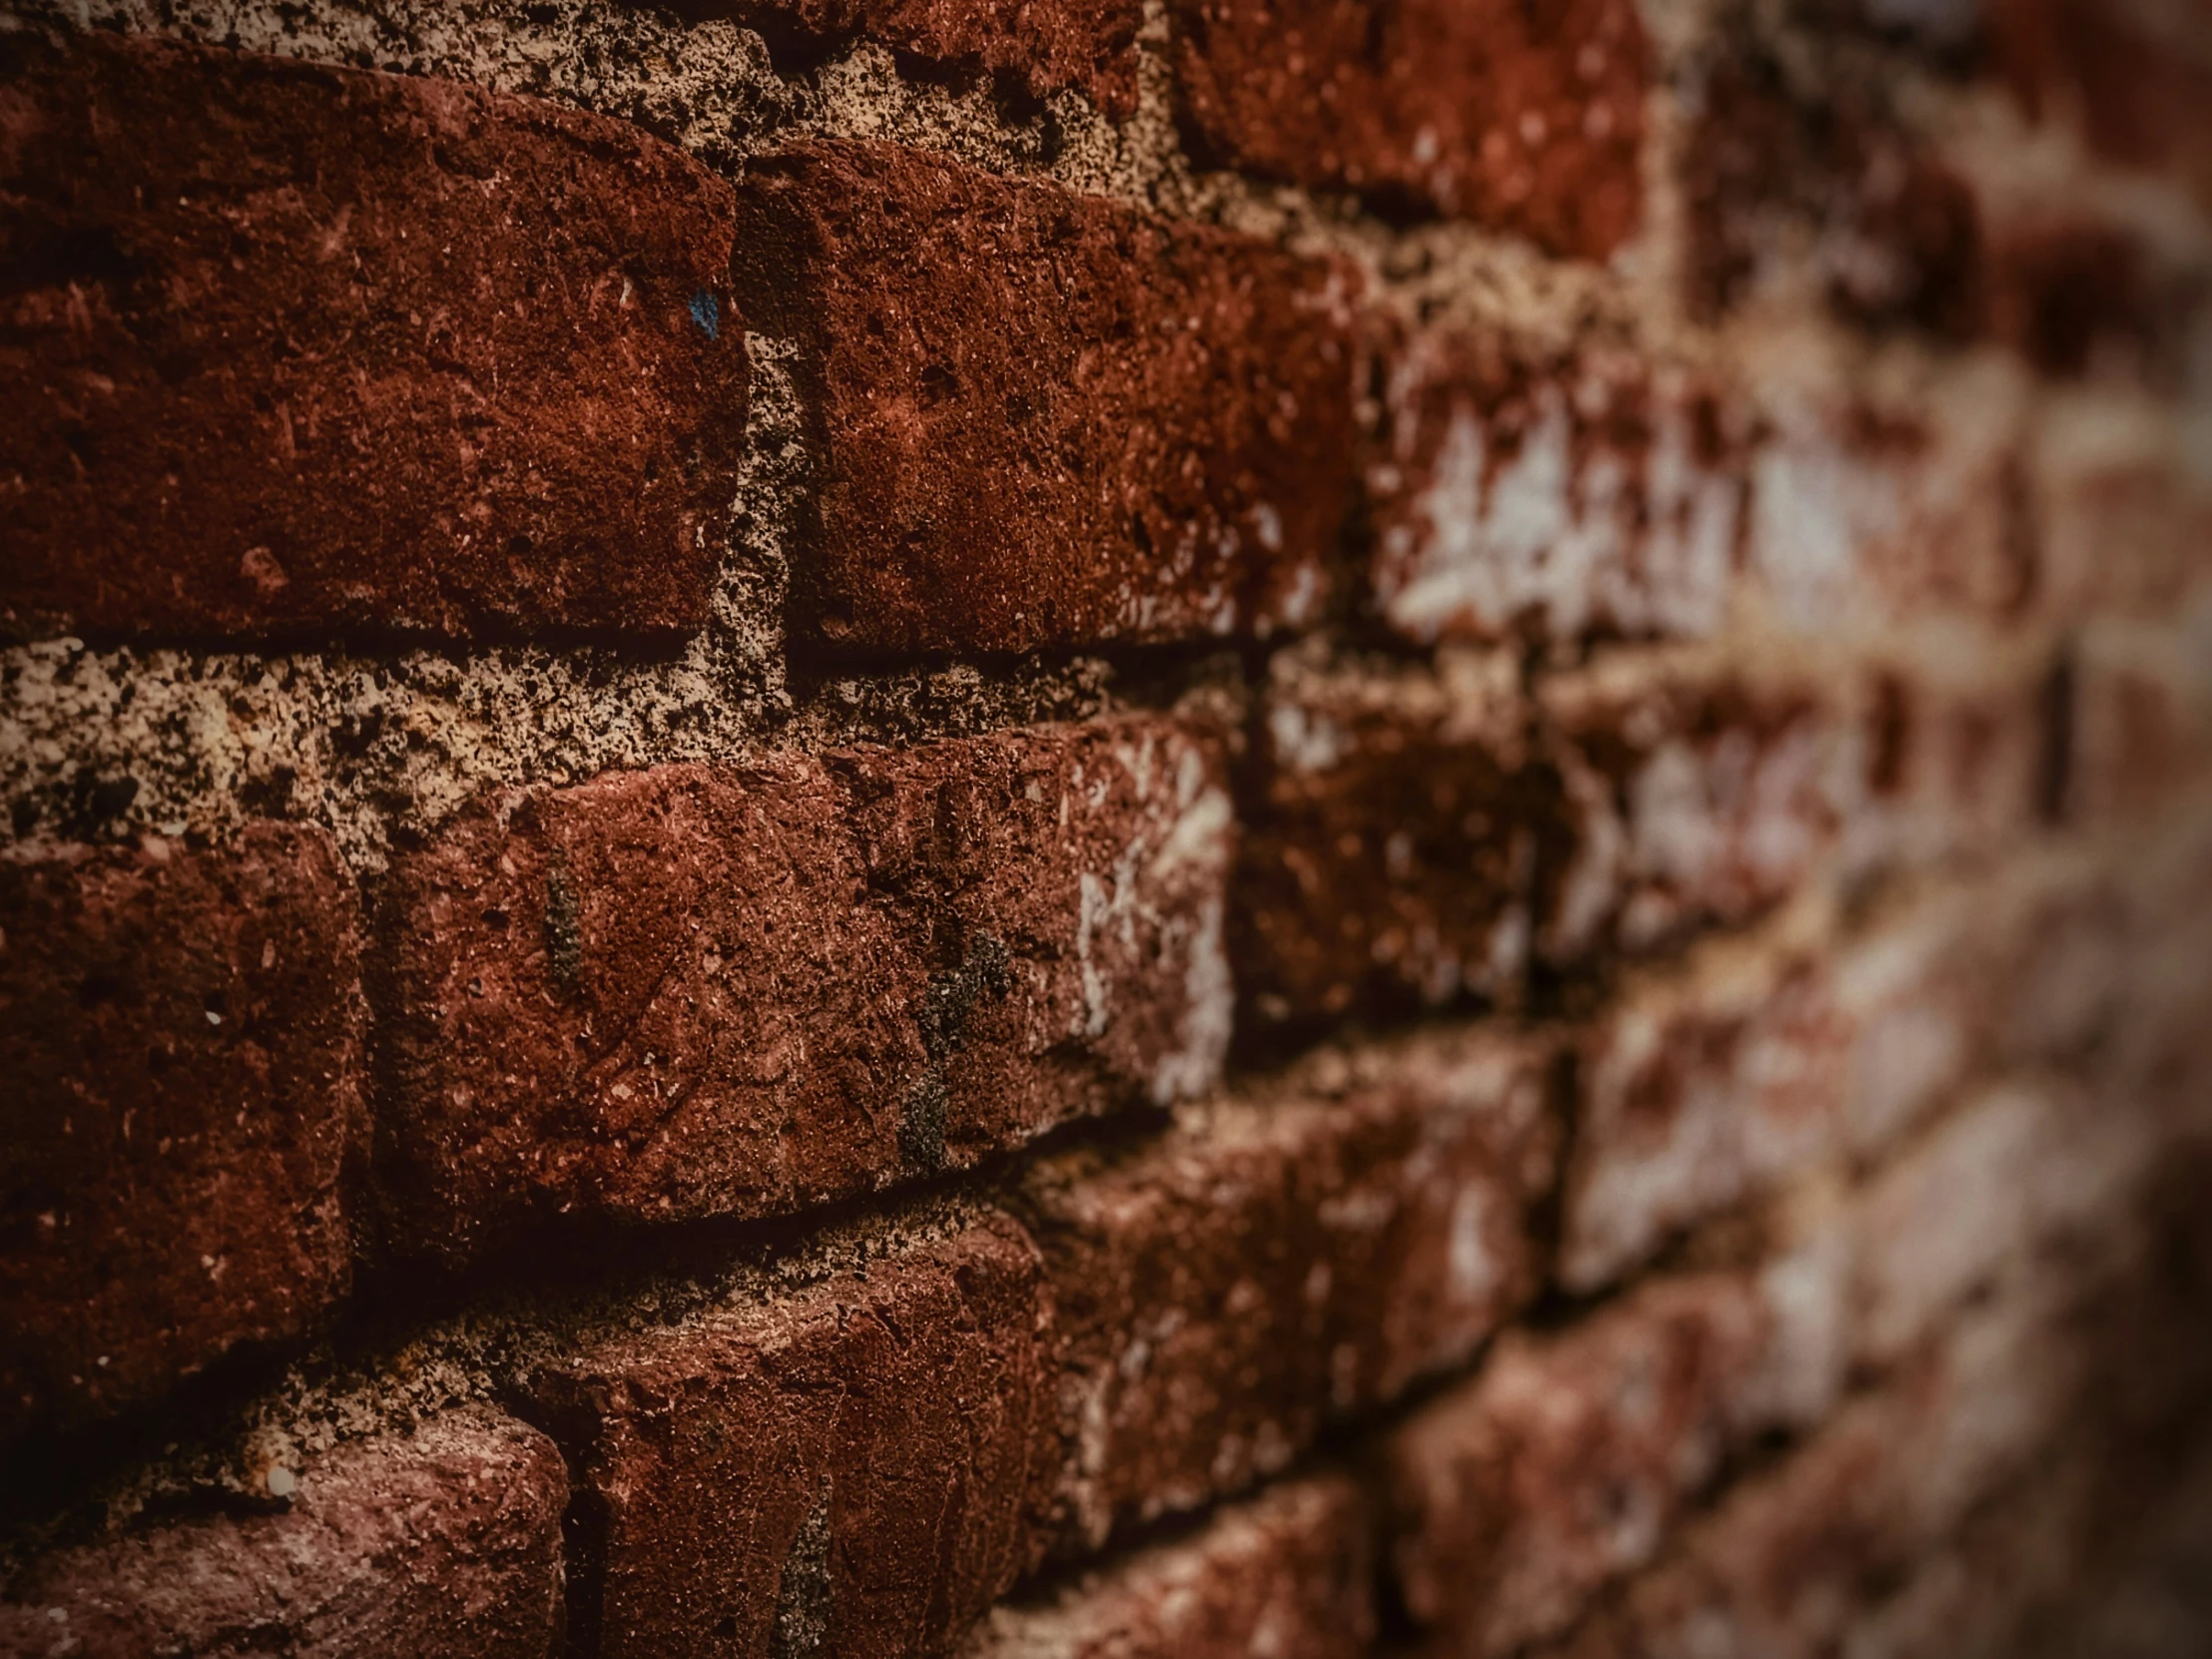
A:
[1234,648,1559,1034]
[0,29,746,644]
[1986,0,2212,198]
[374,718,1232,1260]
[0,1408,568,1659]
[960,1476,1375,1659]
[731,142,1358,657]
[1170,0,1649,259]
[0,826,363,1443]
[665,0,1143,117]
[1384,1268,1842,1657]
[533,1213,1055,1659]
[1682,16,1984,331]
[1024,1028,1558,1554]
[1368,327,1746,646]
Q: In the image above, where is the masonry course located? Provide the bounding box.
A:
[0,28,748,646]
[0,1,2206,1655]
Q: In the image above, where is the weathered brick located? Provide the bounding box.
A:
[0,30,746,645]
[1682,13,1984,330]
[1852,1076,2155,1369]
[1746,361,2033,630]
[730,141,1358,657]
[1560,846,2145,1292]
[1024,1027,1557,1553]
[1536,651,1863,965]
[2059,613,2212,830]
[2031,387,2212,619]
[1385,1256,1847,1656]
[0,826,363,1442]
[1985,0,2212,196]
[1234,646,1556,1033]
[665,0,1143,117]
[1170,0,1649,259]
[1558,898,1845,1293]
[959,1476,1374,1659]
[532,1212,1055,1659]
[375,717,1232,1260]
[1540,1198,2198,1659]
[0,1408,567,1659]
[1367,327,1746,646]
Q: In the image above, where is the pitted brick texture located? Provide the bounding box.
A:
[0,30,746,644]
[0,1409,568,1659]
[961,1477,1375,1659]
[375,717,1232,1259]
[1026,1029,1557,1553]
[0,825,363,1443]
[731,142,1358,657]
[534,1214,1055,1659]
[1170,0,1649,259]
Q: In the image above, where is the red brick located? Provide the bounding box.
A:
[1384,1265,1844,1656]
[1024,1027,1557,1553]
[1560,844,2148,1293]
[1558,901,1846,1293]
[1746,365,2032,629]
[1368,327,1746,646]
[2032,388,2212,619]
[532,1212,1055,1659]
[0,30,745,644]
[374,717,1232,1260]
[959,1476,1374,1659]
[0,825,363,1443]
[729,142,1358,657]
[2063,619,2212,830]
[1681,19,1984,330]
[1540,1206,2198,1659]
[1985,0,2212,197]
[1234,648,1557,1033]
[0,1408,567,1659]
[1170,0,1649,260]
[1536,652,1862,965]
[665,0,1143,117]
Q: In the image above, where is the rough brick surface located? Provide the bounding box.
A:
[0,826,363,1442]
[1234,648,1557,1032]
[1170,0,1649,259]
[533,1214,1055,1659]
[1385,1266,1843,1657]
[669,0,1143,116]
[0,1409,568,1659]
[1368,329,1745,645]
[731,142,1357,657]
[960,1476,1374,1659]
[0,29,746,644]
[375,718,1232,1259]
[1025,1029,1557,1553]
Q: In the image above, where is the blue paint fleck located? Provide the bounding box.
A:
[689,289,720,340]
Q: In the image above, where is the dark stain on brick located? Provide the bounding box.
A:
[769,1476,836,1659]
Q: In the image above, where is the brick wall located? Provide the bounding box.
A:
[2,0,2208,1654]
